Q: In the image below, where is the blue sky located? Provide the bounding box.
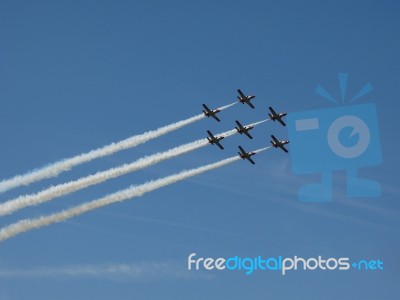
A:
[0,0,399,299]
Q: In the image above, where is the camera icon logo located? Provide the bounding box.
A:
[327,115,370,159]
[287,74,383,202]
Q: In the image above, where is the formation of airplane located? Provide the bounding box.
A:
[268,106,287,126]
[202,89,289,164]
[270,135,289,153]
[207,130,224,150]
[238,146,256,165]
[202,104,221,122]
[234,120,254,139]
[237,89,255,109]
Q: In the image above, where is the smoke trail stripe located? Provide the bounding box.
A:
[0,129,240,216]
[0,117,267,216]
[0,147,270,242]
[0,114,203,193]
[0,102,238,194]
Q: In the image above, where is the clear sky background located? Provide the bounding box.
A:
[0,0,399,299]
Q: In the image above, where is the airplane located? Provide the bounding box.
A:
[270,135,289,153]
[234,120,254,139]
[268,106,287,126]
[238,146,256,165]
[207,130,224,150]
[202,104,221,122]
[237,89,255,109]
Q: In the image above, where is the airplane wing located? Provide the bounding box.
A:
[271,135,279,143]
[207,130,214,138]
[246,157,256,165]
[237,89,246,98]
[215,141,224,150]
[269,106,277,115]
[244,131,253,139]
[279,144,288,153]
[202,104,211,112]
[246,101,255,109]
[235,120,244,129]
[278,118,286,126]
[212,115,221,122]
[238,146,246,155]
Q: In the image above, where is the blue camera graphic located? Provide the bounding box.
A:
[287,75,382,202]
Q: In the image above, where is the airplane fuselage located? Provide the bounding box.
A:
[269,112,287,120]
[271,141,289,148]
[235,125,253,134]
[237,90,255,108]
[203,110,219,117]
[208,137,222,144]
[239,153,254,159]
[202,104,221,121]
[239,95,255,103]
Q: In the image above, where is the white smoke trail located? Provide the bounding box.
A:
[254,146,271,154]
[0,128,237,216]
[0,147,270,242]
[0,261,205,281]
[0,118,266,216]
[218,102,236,110]
[251,119,269,127]
[0,114,201,193]
[0,103,238,194]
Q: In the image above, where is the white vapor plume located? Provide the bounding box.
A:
[217,102,236,110]
[0,147,270,242]
[0,128,237,216]
[0,103,238,194]
[251,119,269,127]
[254,146,271,154]
[0,261,208,281]
[0,113,209,194]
